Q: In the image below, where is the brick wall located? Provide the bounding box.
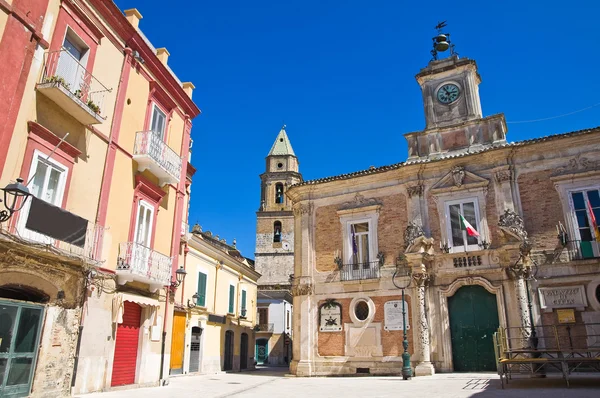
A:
[315,204,342,272]
[378,194,408,260]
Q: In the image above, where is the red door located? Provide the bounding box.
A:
[111,301,142,386]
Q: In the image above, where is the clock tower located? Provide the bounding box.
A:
[404,31,507,160]
[254,126,302,289]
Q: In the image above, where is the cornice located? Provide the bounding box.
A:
[27,121,82,159]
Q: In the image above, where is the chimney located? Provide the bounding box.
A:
[124,9,142,29]
[156,48,169,65]
[182,82,195,98]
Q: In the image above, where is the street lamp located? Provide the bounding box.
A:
[170,266,187,289]
[187,292,199,309]
[0,178,31,223]
[392,255,413,380]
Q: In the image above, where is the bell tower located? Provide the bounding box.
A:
[404,22,507,160]
[254,126,302,289]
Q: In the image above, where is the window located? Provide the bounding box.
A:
[286,310,290,330]
[57,30,89,97]
[273,221,282,243]
[228,285,235,314]
[569,188,600,258]
[150,104,167,141]
[350,222,370,267]
[197,272,207,307]
[17,151,68,242]
[354,301,370,321]
[275,183,284,204]
[258,307,268,325]
[133,200,154,247]
[241,289,247,317]
[445,198,481,252]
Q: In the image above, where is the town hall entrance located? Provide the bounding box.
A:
[448,285,499,371]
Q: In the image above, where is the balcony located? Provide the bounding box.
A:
[37,49,110,125]
[255,323,274,333]
[564,240,600,261]
[133,131,182,186]
[339,261,380,281]
[116,242,172,292]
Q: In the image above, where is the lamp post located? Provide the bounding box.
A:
[392,255,412,380]
[0,178,31,223]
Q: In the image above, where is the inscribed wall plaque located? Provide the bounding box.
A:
[538,286,587,310]
[319,302,342,332]
[384,300,410,331]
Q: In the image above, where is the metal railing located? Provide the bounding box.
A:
[564,240,600,261]
[256,323,274,332]
[133,131,183,182]
[116,242,172,286]
[339,260,381,281]
[40,49,110,119]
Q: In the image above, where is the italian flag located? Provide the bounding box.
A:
[459,214,480,237]
[588,200,600,242]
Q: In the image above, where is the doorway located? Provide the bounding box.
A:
[189,327,202,373]
[240,333,248,370]
[111,301,141,386]
[256,338,268,365]
[448,285,499,371]
[224,330,234,371]
[169,312,187,375]
[0,300,44,398]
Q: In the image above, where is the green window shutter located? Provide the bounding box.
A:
[229,285,235,313]
[197,272,207,307]
[241,290,247,311]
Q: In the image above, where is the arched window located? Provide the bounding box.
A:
[275,183,284,204]
[274,221,282,243]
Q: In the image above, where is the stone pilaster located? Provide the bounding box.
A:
[413,269,434,376]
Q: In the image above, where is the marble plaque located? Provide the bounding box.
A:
[538,286,587,310]
[319,303,342,332]
[384,300,410,331]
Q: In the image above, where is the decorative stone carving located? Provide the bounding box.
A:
[451,166,465,187]
[406,185,424,198]
[494,170,512,183]
[403,222,425,250]
[293,203,314,216]
[339,193,380,210]
[498,209,528,242]
[291,283,313,296]
[414,267,434,376]
[553,154,599,176]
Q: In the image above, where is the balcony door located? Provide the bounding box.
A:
[150,105,166,141]
[57,34,87,96]
[17,151,67,244]
[131,200,154,275]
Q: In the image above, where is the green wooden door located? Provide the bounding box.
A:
[256,339,268,365]
[448,285,499,371]
[0,300,44,397]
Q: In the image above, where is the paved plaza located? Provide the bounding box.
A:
[82,367,600,398]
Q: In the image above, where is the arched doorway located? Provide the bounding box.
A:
[189,327,202,373]
[224,330,234,371]
[256,338,268,365]
[448,285,499,371]
[240,333,248,370]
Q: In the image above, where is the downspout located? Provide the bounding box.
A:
[159,288,170,385]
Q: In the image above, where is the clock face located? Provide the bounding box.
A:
[437,83,460,104]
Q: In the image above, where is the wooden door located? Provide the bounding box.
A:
[448,285,499,371]
[111,302,141,386]
[169,312,187,374]
[224,331,234,371]
[240,333,248,370]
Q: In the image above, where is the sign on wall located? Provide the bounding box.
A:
[319,301,342,332]
[384,300,410,331]
[538,286,587,311]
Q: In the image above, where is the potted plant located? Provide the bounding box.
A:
[87,99,100,114]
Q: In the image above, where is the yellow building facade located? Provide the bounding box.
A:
[0,1,200,396]
[173,226,260,374]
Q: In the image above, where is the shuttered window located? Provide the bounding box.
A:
[228,285,235,314]
[197,272,207,307]
[241,290,247,316]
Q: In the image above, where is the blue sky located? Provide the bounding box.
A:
[114,0,600,259]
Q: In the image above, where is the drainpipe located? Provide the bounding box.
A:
[70,274,90,391]
[159,287,170,385]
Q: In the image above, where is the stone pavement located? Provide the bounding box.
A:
[81,367,600,398]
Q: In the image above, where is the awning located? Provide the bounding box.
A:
[112,293,160,324]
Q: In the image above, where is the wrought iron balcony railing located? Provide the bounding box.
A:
[38,49,110,124]
[256,323,274,332]
[133,131,182,186]
[116,242,172,292]
[339,260,381,281]
[564,240,600,261]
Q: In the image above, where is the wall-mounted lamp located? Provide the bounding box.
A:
[170,266,187,290]
[0,178,31,223]
[187,292,199,309]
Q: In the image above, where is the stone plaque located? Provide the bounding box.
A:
[319,302,342,332]
[384,300,410,331]
[538,286,587,310]
[556,309,576,324]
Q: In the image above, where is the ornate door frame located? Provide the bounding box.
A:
[438,276,507,371]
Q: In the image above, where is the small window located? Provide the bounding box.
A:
[445,198,480,252]
[275,183,284,204]
[241,290,247,317]
[197,272,207,307]
[228,285,235,314]
[150,104,167,140]
[273,221,282,243]
[354,301,369,321]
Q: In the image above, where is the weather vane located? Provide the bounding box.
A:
[431,21,457,61]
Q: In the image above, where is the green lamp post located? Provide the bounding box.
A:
[393,255,412,380]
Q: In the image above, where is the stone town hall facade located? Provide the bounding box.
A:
[286,53,600,376]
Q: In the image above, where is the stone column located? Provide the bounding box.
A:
[413,266,435,376]
[508,241,535,345]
